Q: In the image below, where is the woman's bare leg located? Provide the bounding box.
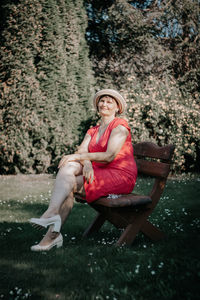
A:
[41,162,82,219]
[36,175,85,246]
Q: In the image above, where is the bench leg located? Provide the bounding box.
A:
[141,220,165,241]
[83,213,106,238]
[115,214,146,246]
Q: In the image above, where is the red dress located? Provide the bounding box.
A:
[84,117,138,203]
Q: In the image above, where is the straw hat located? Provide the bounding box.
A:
[93,89,126,114]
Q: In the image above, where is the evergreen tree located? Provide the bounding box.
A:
[85,0,199,96]
[0,0,94,174]
[155,0,200,97]
[85,0,172,88]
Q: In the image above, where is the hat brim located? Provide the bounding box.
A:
[93,89,126,114]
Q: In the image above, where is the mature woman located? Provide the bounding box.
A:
[30,89,138,251]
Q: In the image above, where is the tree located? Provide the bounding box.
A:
[85,0,173,88]
[85,0,199,96]
[157,0,200,97]
[0,0,94,174]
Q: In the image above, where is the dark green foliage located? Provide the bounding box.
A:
[85,0,200,95]
[85,0,173,87]
[151,0,200,98]
[0,0,95,174]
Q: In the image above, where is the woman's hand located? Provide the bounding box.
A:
[58,154,80,169]
[83,160,94,183]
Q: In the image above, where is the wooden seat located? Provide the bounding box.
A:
[76,142,175,246]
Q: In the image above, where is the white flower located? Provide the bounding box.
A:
[107,194,121,199]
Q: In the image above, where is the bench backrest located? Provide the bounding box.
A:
[134,142,175,179]
[133,142,175,204]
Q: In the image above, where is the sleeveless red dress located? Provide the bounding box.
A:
[84,118,137,203]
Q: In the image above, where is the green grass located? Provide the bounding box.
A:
[0,174,200,300]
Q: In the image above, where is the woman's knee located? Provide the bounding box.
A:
[58,162,82,177]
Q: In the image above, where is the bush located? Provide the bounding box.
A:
[121,76,200,173]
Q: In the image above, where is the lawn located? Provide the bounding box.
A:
[0,174,199,300]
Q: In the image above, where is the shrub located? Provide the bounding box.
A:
[120,76,200,172]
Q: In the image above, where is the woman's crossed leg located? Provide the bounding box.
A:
[30,162,85,247]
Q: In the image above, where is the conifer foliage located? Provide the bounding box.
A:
[0,0,94,174]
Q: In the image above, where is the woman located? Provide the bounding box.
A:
[30,89,137,251]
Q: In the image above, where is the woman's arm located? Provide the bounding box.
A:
[75,134,91,154]
[58,125,129,168]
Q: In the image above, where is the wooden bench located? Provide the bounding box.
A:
[75,142,175,246]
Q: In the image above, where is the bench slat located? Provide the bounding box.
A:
[94,194,152,208]
[134,142,174,161]
[135,159,170,178]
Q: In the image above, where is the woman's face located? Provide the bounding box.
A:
[97,96,119,117]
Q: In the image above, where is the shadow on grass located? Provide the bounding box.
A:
[0,177,200,300]
[1,217,200,300]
